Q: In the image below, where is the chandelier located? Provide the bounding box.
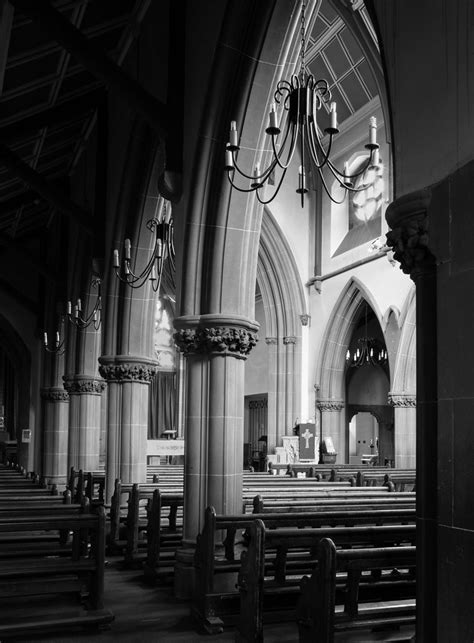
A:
[113,201,174,293]
[43,318,66,355]
[224,0,381,207]
[67,278,101,330]
[346,305,387,368]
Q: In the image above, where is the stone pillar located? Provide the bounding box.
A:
[283,336,296,432]
[388,392,416,468]
[98,356,157,499]
[265,337,278,452]
[173,319,258,598]
[63,376,106,472]
[316,399,345,462]
[386,188,436,642]
[41,387,69,488]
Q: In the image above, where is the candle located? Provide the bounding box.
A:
[254,163,260,178]
[229,121,238,148]
[225,149,234,170]
[269,103,278,130]
[93,311,97,322]
[344,161,349,177]
[77,298,82,312]
[369,116,377,145]
[67,301,72,315]
[43,332,48,346]
[330,102,337,130]
[113,249,120,268]
[74,305,79,319]
[124,238,131,260]
[55,332,60,346]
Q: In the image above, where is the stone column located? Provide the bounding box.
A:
[98,356,157,499]
[173,319,258,598]
[388,392,416,468]
[41,387,69,488]
[386,188,436,642]
[63,376,106,472]
[283,336,296,432]
[316,399,345,462]
[265,337,278,452]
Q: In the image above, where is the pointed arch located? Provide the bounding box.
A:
[391,285,416,394]
[315,276,383,399]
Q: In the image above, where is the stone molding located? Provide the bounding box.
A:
[40,387,69,402]
[385,188,436,279]
[316,399,344,412]
[63,376,106,395]
[388,393,416,408]
[174,326,258,359]
[98,356,158,383]
[283,336,297,345]
[265,337,278,345]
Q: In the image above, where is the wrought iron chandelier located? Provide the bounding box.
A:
[113,201,175,293]
[43,318,65,355]
[224,0,381,207]
[346,305,387,368]
[67,278,101,331]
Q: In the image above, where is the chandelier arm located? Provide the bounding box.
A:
[226,173,263,193]
[318,167,348,205]
[230,149,274,182]
[307,120,333,169]
[326,148,375,184]
[255,166,289,205]
[269,117,298,171]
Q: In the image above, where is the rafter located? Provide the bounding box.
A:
[0,142,93,234]
[9,0,168,141]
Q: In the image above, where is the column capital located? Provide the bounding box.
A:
[385,188,436,280]
[265,337,278,345]
[174,314,259,359]
[98,356,158,383]
[300,314,311,326]
[63,375,107,395]
[283,336,297,345]
[388,392,416,407]
[40,387,69,402]
[316,399,344,412]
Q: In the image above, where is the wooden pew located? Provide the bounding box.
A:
[0,506,114,637]
[143,489,184,581]
[235,521,416,641]
[251,492,416,513]
[193,505,416,634]
[68,467,106,504]
[296,537,416,642]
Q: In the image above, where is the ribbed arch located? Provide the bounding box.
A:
[391,286,416,393]
[316,276,383,399]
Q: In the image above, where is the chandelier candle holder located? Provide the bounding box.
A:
[43,324,65,355]
[113,201,175,293]
[224,0,381,207]
[67,278,101,331]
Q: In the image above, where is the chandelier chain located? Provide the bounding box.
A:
[299,0,306,77]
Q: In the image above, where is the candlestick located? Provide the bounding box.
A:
[124,238,131,260]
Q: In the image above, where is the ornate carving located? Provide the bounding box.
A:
[40,388,69,402]
[174,327,258,359]
[98,362,157,383]
[300,314,311,326]
[63,377,106,395]
[316,399,344,412]
[385,189,435,279]
[265,337,278,345]
[388,393,416,408]
[283,336,297,345]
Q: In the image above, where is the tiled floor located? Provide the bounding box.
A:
[4,556,416,643]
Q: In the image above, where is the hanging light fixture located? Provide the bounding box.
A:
[224,0,381,207]
[113,201,175,293]
[66,277,101,331]
[346,304,387,368]
[43,318,66,355]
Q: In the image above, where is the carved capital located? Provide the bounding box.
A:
[174,326,258,359]
[316,399,344,412]
[300,314,311,327]
[385,188,435,279]
[40,387,69,402]
[388,393,416,408]
[63,376,106,395]
[98,356,158,383]
[265,337,278,345]
[283,336,297,345]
